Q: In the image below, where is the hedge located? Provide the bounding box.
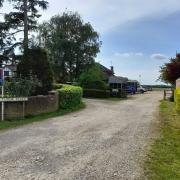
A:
[175,88,180,111]
[53,84,63,90]
[83,89,110,98]
[57,85,83,109]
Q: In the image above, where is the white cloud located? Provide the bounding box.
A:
[135,52,143,56]
[2,0,180,33]
[40,0,180,33]
[151,53,167,60]
[1,0,180,33]
[114,52,143,57]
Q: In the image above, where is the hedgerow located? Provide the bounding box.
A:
[57,84,83,109]
[83,89,110,98]
[175,88,180,111]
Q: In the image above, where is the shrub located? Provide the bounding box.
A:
[53,84,63,90]
[169,89,174,102]
[57,85,83,109]
[83,89,110,98]
[17,48,53,95]
[174,88,180,111]
[79,63,109,90]
[4,77,39,97]
[81,80,108,90]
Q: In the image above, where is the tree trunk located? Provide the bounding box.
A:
[23,0,28,56]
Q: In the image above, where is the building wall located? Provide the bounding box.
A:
[1,91,59,120]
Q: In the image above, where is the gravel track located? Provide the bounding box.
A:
[0,91,162,180]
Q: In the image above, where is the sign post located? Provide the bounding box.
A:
[0,68,4,121]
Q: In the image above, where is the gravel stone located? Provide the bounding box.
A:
[0,91,162,180]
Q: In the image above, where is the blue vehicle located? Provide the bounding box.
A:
[127,86,136,94]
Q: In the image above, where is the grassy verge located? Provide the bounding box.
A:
[0,102,85,131]
[145,100,180,180]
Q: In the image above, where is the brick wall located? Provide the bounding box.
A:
[1,91,59,120]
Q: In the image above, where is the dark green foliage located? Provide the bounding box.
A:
[81,80,108,90]
[17,48,53,95]
[4,77,38,97]
[53,84,63,90]
[83,89,110,98]
[57,85,83,109]
[0,0,48,59]
[79,63,108,90]
[169,89,174,102]
[38,12,101,82]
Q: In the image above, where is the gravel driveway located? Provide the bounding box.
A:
[0,91,162,180]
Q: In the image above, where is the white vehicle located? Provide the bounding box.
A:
[137,86,146,93]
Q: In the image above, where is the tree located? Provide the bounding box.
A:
[38,12,101,83]
[0,0,48,55]
[0,0,4,7]
[17,48,53,95]
[159,53,180,85]
[78,63,108,90]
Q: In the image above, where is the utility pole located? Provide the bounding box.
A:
[139,74,141,85]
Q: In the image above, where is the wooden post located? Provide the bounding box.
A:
[22,101,25,119]
[164,90,166,100]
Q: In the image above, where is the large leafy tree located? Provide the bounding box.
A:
[79,63,108,90]
[38,12,101,83]
[0,0,48,56]
[159,54,180,85]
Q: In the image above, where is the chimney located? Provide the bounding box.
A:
[110,66,114,74]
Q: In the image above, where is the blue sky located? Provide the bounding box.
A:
[1,0,180,84]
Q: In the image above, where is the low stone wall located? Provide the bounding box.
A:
[1,91,59,120]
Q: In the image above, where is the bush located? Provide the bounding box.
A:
[83,89,110,98]
[79,63,109,90]
[174,88,180,111]
[81,80,108,90]
[17,48,53,95]
[169,91,174,102]
[4,77,39,97]
[53,84,63,90]
[57,85,83,109]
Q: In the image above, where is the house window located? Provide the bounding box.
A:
[4,71,10,77]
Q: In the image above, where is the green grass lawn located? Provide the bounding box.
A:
[145,101,180,180]
[0,102,85,131]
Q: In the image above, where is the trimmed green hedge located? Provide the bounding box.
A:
[57,85,83,109]
[83,89,110,98]
[175,88,180,111]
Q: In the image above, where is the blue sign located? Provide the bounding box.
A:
[0,68,4,85]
